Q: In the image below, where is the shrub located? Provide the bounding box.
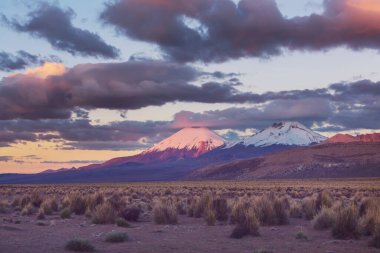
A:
[230,201,248,224]
[69,194,86,215]
[153,201,177,225]
[273,198,289,225]
[302,197,317,220]
[370,223,380,248]
[20,195,31,208]
[64,239,95,252]
[0,201,10,214]
[213,198,228,221]
[92,202,115,224]
[332,205,360,239]
[21,203,34,216]
[256,195,276,225]
[115,217,130,228]
[316,190,333,211]
[105,232,129,243]
[204,208,216,226]
[60,208,71,219]
[120,206,140,222]
[359,205,380,235]
[289,201,303,218]
[41,198,58,215]
[295,231,308,240]
[30,192,42,207]
[85,193,104,211]
[312,207,336,230]
[37,209,45,220]
[230,207,259,239]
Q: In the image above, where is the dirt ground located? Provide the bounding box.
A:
[0,212,378,253]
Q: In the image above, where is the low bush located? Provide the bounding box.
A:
[115,217,130,228]
[60,208,71,219]
[105,232,128,243]
[64,239,95,252]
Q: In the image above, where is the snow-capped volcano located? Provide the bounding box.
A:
[146,127,225,157]
[243,122,327,147]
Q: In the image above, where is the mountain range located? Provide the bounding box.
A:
[0,121,379,184]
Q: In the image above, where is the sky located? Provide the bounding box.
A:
[0,0,380,173]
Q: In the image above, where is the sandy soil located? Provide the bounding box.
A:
[0,212,378,253]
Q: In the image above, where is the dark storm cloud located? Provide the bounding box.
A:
[0,60,260,120]
[0,156,12,162]
[101,0,380,62]
[0,50,61,72]
[2,3,119,58]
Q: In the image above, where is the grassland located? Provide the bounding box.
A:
[1,179,380,252]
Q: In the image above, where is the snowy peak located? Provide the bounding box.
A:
[243,121,327,147]
[146,127,225,157]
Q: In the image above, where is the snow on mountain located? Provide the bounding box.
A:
[243,122,327,147]
[145,127,225,157]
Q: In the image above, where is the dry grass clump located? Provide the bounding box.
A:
[230,207,260,239]
[40,198,58,215]
[153,200,178,225]
[30,192,42,207]
[312,207,336,230]
[21,203,34,216]
[69,194,87,215]
[255,195,289,225]
[370,223,380,248]
[92,202,116,224]
[302,197,317,220]
[212,197,228,222]
[64,239,95,252]
[316,190,333,211]
[204,206,216,226]
[85,193,104,212]
[332,204,360,239]
[105,231,128,243]
[289,200,303,218]
[359,198,380,236]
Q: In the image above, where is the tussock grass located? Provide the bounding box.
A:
[153,200,177,225]
[92,202,115,224]
[230,207,259,239]
[312,207,336,230]
[332,204,360,239]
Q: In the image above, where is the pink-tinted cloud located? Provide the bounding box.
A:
[101,0,380,62]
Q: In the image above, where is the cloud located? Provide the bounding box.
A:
[0,50,61,72]
[41,160,102,164]
[170,98,333,130]
[2,3,119,58]
[0,156,12,162]
[101,0,380,62]
[0,60,255,120]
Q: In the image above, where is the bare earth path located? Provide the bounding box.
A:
[0,213,378,253]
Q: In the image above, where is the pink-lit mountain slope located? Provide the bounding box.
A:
[325,133,380,143]
[80,127,226,170]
